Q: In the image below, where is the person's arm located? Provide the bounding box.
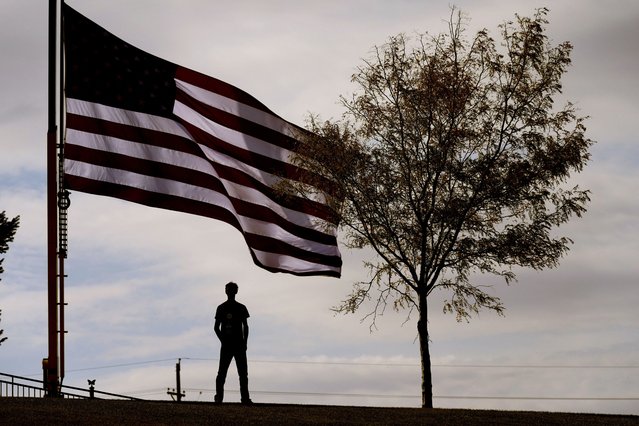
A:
[242,318,249,347]
[214,318,222,341]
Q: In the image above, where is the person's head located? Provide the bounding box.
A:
[225,281,238,296]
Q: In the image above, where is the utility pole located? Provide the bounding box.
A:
[167,359,185,402]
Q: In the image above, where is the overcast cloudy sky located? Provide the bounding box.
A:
[1,0,637,414]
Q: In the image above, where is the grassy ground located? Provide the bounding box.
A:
[1,398,637,425]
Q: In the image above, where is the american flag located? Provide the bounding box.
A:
[63,4,342,277]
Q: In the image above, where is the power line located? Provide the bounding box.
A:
[15,357,638,405]
[431,364,639,369]
[182,387,639,402]
[245,359,419,367]
[184,358,639,369]
[65,358,177,373]
[187,388,419,399]
[55,359,639,404]
[87,384,639,403]
[62,357,639,374]
[435,396,639,401]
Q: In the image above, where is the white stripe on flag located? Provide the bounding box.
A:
[252,248,342,276]
[66,98,190,138]
[65,159,340,257]
[175,78,298,138]
[65,112,334,232]
[67,98,295,191]
[173,100,294,164]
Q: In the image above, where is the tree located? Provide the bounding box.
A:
[287,8,593,408]
[1,211,20,346]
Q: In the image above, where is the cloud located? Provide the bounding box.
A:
[1,0,638,414]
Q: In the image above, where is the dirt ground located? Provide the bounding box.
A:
[0,397,637,425]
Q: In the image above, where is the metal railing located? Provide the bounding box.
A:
[0,372,140,400]
[0,373,47,398]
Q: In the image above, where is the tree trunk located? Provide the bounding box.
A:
[418,290,433,408]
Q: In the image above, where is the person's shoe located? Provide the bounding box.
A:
[214,395,223,404]
[241,398,253,405]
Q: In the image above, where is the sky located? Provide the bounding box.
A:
[1,0,638,415]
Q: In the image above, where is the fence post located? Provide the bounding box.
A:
[42,359,48,391]
[88,379,96,399]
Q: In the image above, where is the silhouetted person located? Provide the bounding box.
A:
[214,281,252,404]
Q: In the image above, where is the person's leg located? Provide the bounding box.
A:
[235,349,251,403]
[215,346,233,402]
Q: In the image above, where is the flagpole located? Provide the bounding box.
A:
[46,0,59,396]
[58,0,68,384]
